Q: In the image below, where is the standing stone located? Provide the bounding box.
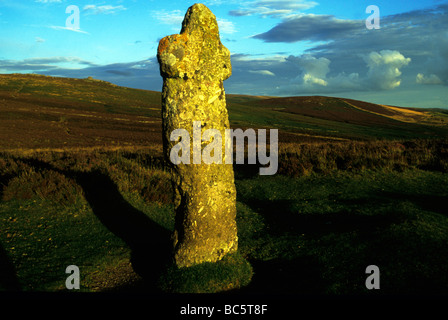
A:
[157,3,238,268]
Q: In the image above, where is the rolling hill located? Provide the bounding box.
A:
[1,73,447,150]
[1,73,448,296]
[244,95,448,140]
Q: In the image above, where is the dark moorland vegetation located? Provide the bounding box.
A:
[1,74,448,295]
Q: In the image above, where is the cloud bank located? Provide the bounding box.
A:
[416,73,443,85]
[82,5,127,16]
[153,9,236,34]
[363,50,411,90]
[253,14,361,43]
[230,0,318,17]
[225,2,448,104]
[2,2,447,108]
[282,50,411,93]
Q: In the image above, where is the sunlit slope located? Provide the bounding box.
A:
[0,74,163,150]
[239,95,448,140]
[1,73,447,150]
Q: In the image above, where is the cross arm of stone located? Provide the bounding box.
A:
[157,3,231,82]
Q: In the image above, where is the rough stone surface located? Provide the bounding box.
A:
[157,3,238,268]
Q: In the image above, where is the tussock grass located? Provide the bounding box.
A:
[278,139,448,177]
[2,74,447,294]
[159,253,253,293]
[1,140,448,294]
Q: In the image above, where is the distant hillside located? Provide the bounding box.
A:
[1,73,447,150]
[255,96,445,126]
[232,95,448,141]
[0,74,162,150]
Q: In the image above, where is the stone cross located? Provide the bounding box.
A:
[157,3,238,268]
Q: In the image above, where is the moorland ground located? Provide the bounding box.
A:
[1,74,448,295]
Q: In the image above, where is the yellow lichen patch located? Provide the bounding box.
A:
[177,32,189,44]
[158,3,237,268]
[158,33,188,57]
[157,36,171,56]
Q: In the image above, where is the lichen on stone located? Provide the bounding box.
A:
[157,3,238,268]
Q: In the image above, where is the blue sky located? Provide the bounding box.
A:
[1,0,447,108]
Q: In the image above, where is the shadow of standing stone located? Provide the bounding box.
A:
[72,170,172,291]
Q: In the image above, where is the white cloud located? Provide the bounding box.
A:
[153,10,184,26]
[284,50,411,93]
[154,10,236,34]
[249,70,275,76]
[152,10,236,34]
[35,0,62,3]
[50,25,89,34]
[328,72,360,90]
[416,73,443,85]
[232,54,287,62]
[253,0,318,11]
[363,50,411,90]
[23,57,96,66]
[0,56,97,73]
[83,5,126,15]
[303,73,327,86]
[254,0,318,10]
[217,18,236,34]
[289,55,330,87]
[230,0,317,17]
[35,37,45,43]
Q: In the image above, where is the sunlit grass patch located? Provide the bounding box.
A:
[158,252,253,293]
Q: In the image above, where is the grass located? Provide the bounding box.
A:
[0,149,170,292]
[235,170,448,294]
[0,198,129,292]
[1,144,448,294]
[1,73,448,295]
[238,95,448,140]
[0,73,162,117]
[159,252,253,293]
[2,74,448,151]
[277,139,448,177]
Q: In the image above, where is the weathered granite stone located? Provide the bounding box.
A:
[157,3,238,268]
